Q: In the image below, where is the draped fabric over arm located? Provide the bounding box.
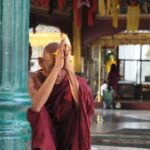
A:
[27,107,56,150]
[71,77,94,150]
[27,73,94,150]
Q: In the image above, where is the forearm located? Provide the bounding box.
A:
[31,67,60,112]
[66,68,79,104]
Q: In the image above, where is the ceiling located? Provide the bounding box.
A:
[30,0,150,46]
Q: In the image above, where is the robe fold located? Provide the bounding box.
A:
[27,71,94,150]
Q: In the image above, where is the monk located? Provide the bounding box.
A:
[27,40,94,150]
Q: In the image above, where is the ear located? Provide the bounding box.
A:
[38,57,44,69]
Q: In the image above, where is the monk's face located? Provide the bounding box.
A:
[42,52,65,84]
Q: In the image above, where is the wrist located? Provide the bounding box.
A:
[53,66,62,72]
[65,67,74,74]
[54,64,62,70]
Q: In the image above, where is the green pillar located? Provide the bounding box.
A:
[0,0,31,149]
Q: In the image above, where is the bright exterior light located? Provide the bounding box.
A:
[29,32,70,47]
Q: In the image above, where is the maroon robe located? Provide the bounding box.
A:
[27,71,94,150]
[108,71,119,92]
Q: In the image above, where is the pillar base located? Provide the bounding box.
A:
[0,92,31,150]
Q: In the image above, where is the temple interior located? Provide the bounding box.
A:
[1,0,150,149]
[29,1,150,149]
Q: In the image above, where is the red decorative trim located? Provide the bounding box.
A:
[36,0,41,6]
[36,0,49,8]
[73,0,78,11]
[58,0,65,10]
[76,9,81,27]
[92,0,97,12]
[88,9,94,26]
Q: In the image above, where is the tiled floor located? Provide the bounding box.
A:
[91,145,150,150]
[91,109,150,150]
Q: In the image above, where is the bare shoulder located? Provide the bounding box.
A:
[28,71,41,83]
[28,71,37,79]
[28,72,37,87]
[28,71,40,97]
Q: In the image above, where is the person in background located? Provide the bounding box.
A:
[107,64,119,99]
[100,80,107,97]
[27,39,94,150]
[103,84,114,109]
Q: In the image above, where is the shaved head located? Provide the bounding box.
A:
[40,42,66,81]
[43,42,59,57]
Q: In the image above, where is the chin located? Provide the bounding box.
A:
[55,81,61,84]
[55,78,63,84]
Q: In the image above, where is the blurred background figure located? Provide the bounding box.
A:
[103,84,114,109]
[107,64,119,100]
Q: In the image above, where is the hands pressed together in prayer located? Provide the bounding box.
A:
[54,40,79,105]
[29,39,79,112]
[54,39,72,73]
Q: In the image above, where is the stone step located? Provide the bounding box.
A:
[91,129,150,149]
[92,145,150,150]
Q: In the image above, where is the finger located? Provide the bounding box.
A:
[60,39,66,47]
[64,50,69,57]
[55,42,64,56]
[59,42,66,52]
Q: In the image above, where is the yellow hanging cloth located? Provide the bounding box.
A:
[107,0,111,15]
[98,0,105,16]
[127,5,140,32]
[111,0,120,28]
[73,12,82,72]
[106,53,117,74]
